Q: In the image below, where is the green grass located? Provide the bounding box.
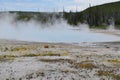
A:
[92,25,108,29]
[115,25,120,29]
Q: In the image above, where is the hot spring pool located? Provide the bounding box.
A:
[0,13,120,43]
[1,27,120,43]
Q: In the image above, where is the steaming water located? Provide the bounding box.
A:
[0,23,120,43]
[108,18,115,31]
[0,13,120,43]
[108,25,115,31]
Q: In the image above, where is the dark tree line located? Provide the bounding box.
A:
[1,1,120,29]
[63,1,120,29]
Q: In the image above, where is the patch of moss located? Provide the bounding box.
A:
[42,52,60,56]
[21,52,61,57]
[107,59,120,67]
[97,70,113,76]
[75,61,97,69]
[18,51,69,57]
[107,59,120,63]
[97,70,120,80]
[21,53,41,57]
[0,55,16,62]
[10,46,27,51]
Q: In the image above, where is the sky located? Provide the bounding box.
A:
[0,0,119,12]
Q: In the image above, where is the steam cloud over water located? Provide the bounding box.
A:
[0,12,120,43]
[0,12,73,42]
